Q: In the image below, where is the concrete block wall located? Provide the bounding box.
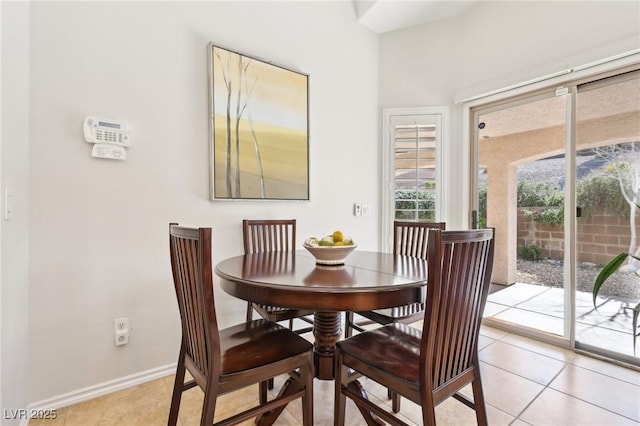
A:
[517,207,639,265]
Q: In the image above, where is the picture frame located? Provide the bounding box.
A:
[208,43,309,200]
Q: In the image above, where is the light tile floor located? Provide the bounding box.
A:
[30,324,640,426]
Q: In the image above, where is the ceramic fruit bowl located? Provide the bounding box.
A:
[303,243,357,265]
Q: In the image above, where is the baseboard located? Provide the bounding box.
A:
[27,363,176,414]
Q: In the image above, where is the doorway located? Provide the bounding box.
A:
[472,69,640,365]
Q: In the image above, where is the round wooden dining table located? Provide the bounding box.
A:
[215,249,428,380]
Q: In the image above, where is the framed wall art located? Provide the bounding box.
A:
[208,43,309,200]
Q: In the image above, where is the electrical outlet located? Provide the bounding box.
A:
[114,317,129,332]
[353,203,362,216]
[114,317,129,346]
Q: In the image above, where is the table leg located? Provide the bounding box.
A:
[313,311,342,380]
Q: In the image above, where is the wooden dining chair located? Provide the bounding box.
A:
[343,220,445,412]
[168,223,314,426]
[243,219,314,335]
[335,228,495,426]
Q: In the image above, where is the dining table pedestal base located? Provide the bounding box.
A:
[312,311,342,380]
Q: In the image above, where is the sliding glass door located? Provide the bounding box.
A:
[473,68,640,365]
[574,72,640,363]
[474,91,568,338]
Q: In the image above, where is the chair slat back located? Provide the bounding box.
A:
[169,224,219,379]
[393,221,446,259]
[243,219,296,254]
[422,229,495,390]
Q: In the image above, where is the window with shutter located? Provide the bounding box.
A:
[381,108,446,251]
[393,122,437,220]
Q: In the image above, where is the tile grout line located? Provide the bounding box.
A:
[480,335,569,371]
[487,330,640,384]
[546,386,640,424]
[501,357,640,425]
[477,334,556,425]
[565,358,640,387]
[546,364,640,423]
[510,363,569,424]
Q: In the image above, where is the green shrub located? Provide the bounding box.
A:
[576,174,629,220]
[523,207,565,227]
[462,163,630,228]
[517,181,565,226]
[478,182,487,228]
[520,244,543,261]
[517,181,563,208]
[395,183,436,220]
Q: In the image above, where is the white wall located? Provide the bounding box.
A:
[1,1,31,422]
[27,1,378,403]
[379,0,640,229]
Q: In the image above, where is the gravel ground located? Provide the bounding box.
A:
[517,259,640,300]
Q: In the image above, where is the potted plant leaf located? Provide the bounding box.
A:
[593,252,640,353]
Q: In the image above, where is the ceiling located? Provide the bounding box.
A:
[354,0,477,34]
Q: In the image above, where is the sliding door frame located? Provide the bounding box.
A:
[469,87,575,348]
[463,55,640,353]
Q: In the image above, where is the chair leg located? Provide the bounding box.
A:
[168,346,187,426]
[344,312,354,338]
[471,366,488,426]
[200,380,217,426]
[421,392,438,426]
[391,389,400,413]
[246,302,254,322]
[259,380,268,404]
[334,351,347,426]
[301,355,314,426]
[268,377,274,390]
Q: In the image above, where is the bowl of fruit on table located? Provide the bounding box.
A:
[303,231,357,265]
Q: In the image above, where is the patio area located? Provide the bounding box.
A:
[485,282,640,360]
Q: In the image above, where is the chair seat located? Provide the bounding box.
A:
[336,323,421,384]
[220,319,313,375]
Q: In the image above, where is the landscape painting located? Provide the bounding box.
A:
[208,44,309,200]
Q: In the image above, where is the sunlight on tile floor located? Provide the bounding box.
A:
[29,325,640,426]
